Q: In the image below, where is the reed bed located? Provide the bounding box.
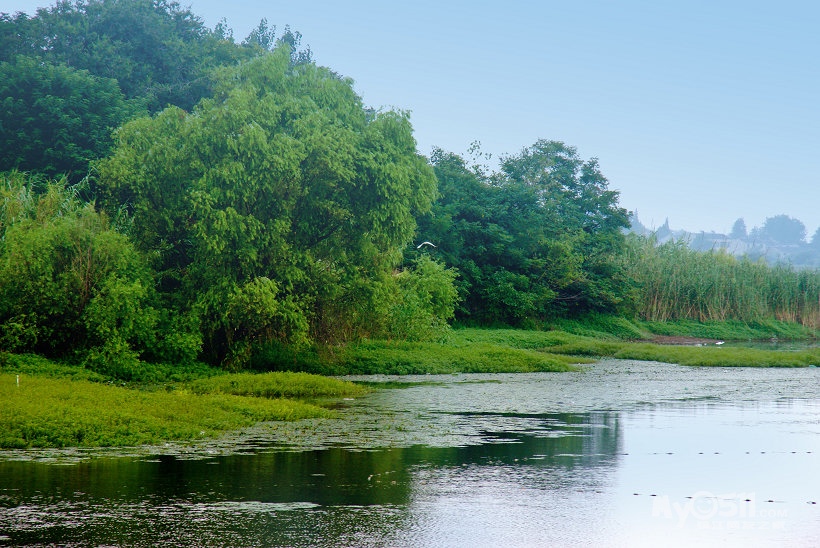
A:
[623,237,820,329]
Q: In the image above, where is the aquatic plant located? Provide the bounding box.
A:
[623,236,820,329]
[188,371,369,399]
[531,331,820,368]
[0,373,333,448]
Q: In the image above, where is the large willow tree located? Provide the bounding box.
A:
[97,47,438,366]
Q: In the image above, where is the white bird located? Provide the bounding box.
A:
[715,341,725,345]
[417,241,437,249]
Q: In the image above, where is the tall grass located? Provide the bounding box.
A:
[623,236,820,329]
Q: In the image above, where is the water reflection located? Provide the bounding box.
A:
[0,412,621,547]
[2,362,820,546]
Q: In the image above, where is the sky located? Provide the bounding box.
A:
[4,0,820,239]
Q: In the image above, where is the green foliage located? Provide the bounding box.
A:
[0,373,332,448]
[0,174,152,355]
[97,49,439,366]
[417,141,631,326]
[4,0,815,377]
[0,172,201,369]
[188,371,368,399]
[0,0,316,178]
[0,56,142,178]
[0,0,256,112]
[206,277,311,370]
[382,256,460,341]
[623,235,820,329]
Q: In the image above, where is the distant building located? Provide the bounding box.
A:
[627,214,820,268]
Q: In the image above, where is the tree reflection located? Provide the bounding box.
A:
[0,411,622,546]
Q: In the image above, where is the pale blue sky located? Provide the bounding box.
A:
[4,0,819,238]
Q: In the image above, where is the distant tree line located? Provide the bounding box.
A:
[730,215,819,247]
[633,213,820,268]
[0,1,816,374]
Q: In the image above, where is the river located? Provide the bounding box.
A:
[1,359,819,547]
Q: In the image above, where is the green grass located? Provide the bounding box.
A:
[0,351,222,385]
[612,344,819,368]
[334,339,584,375]
[0,359,368,449]
[249,330,591,375]
[188,371,369,399]
[249,319,817,375]
[0,373,337,448]
[0,352,107,381]
[523,330,820,368]
[550,314,648,340]
[637,319,817,341]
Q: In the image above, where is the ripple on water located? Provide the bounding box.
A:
[2,359,820,547]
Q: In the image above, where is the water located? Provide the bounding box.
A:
[2,359,820,547]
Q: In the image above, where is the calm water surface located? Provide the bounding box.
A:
[1,359,820,547]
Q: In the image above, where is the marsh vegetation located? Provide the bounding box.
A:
[0,1,817,452]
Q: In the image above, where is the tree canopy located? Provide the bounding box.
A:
[415,141,631,325]
[754,214,807,245]
[0,0,309,179]
[1,0,249,111]
[0,55,142,177]
[96,48,441,366]
[6,0,765,373]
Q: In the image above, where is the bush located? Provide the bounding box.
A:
[0,172,197,370]
[386,256,459,341]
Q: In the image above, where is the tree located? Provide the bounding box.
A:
[729,218,747,240]
[810,226,820,249]
[416,140,631,325]
[415,149,513,322]
[242,18,276,51]
[501,141,632,314]
[0,0,252,112]
[96,48,439,366]
[0,172,198,375]
[1,1,318,180]
[758,214,806,245]
[0,56,141,178]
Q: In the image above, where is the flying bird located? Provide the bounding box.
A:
[417,241,437,249]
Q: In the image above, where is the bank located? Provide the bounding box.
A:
[0,318,817,450]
